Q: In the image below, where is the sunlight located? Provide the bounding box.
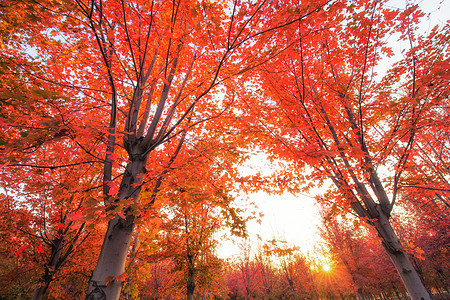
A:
[323,264,331,272]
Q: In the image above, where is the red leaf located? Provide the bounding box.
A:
[67,211,83,221]
[117,272,128,281]
[15,244,29,255]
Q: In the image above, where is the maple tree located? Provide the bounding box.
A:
[247,1,449,299]
[288,253,319,298]
[0,161,103,299]
[1,0,449,298]
[130,137,246,299]
[0,135,103,300]
[2,0,328,297]
[261,239,316,299]
[0,2,106,298]
[254,244,278,298]
[228,239,265,299]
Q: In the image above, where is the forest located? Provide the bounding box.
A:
[0,0,448,299]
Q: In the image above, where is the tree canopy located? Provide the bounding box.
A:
[0,0,448,299]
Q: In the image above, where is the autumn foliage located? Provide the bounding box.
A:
[0,0,449,299]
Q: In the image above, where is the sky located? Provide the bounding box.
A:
[217,151,324,260]
[217,0,449,261]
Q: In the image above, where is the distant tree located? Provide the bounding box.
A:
[319,214,403,299]
[261,239,316,299]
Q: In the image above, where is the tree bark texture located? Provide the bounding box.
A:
[31,232,65,300]
[87,158,147,299]
[187,261,196,300]
[374,207,431,300]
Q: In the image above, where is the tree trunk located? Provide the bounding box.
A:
[375,208,431,300]
[187,266,196,300]
[31,233,65,300]
[31,283,48,300]
[287,278,297,300]
[87,158,147,300]
[86,214,134,299]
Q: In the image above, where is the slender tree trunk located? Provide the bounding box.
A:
[31,234,65,300]
[287,278,297,300]
[154,264,162,298]
[245,286,251,300]
[374,208,431,300]
[87,158,147,299]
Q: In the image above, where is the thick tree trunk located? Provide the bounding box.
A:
[86,214,134,299]
[375,208,431,300]
[87,158,147,300]
[187,266,196,300]
[31,281,50,300]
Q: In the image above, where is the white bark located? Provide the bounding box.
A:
[86,215,134,299]
[374,207,431,300]
[87,158,147,299]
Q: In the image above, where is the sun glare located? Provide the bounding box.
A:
[323,264,331,272]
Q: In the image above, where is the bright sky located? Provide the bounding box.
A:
[217,0,449,261]
[216,191,322,259]
[217,148,324,260]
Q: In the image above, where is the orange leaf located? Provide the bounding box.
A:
[117,272,128,282]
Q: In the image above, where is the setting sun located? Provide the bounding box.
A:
[323,264,331,272]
